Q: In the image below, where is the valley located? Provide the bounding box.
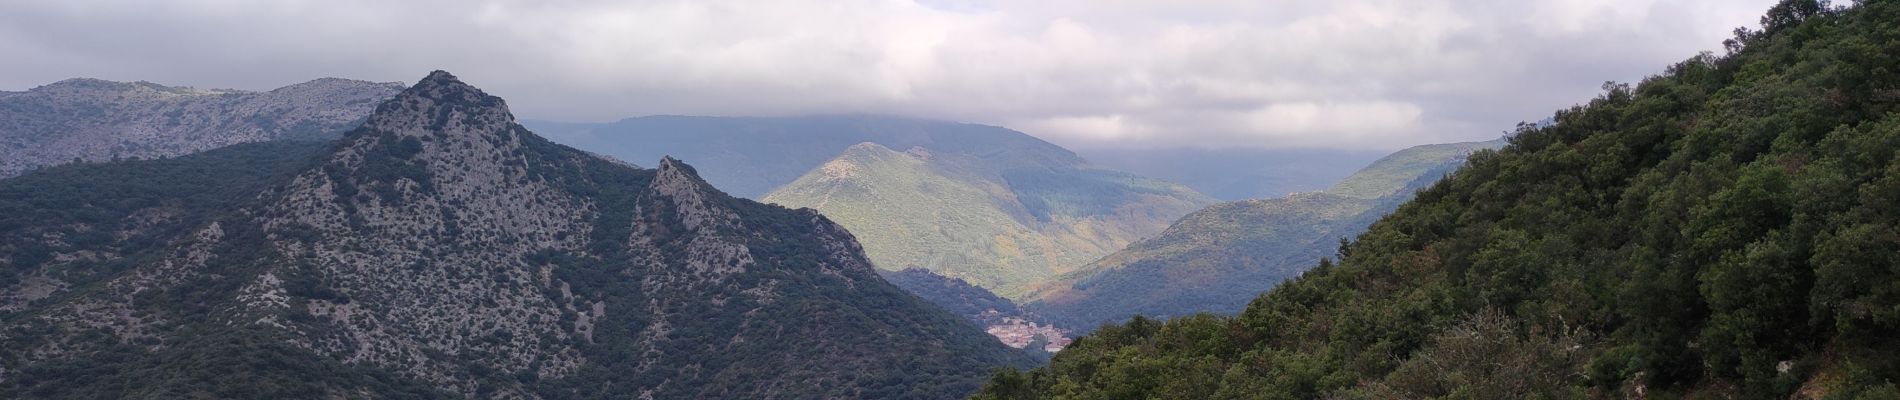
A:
[3,1,1889,398]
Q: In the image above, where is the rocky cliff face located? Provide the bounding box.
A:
[0,77,403,178]
[0,71,1027,399]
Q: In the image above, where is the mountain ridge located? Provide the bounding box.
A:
[1073,147,1388,200]
[524,115,1124,199]
[762,140,1215,299]
[0,76,403,178]
[0,71,1031,399]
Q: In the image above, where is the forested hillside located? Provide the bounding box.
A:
[1025,139,1500,330]
[979,1,1900,398]
[0,141,331,303]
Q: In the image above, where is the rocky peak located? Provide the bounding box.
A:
[301,71,571,219]
[255,71,595,390]
[651,156,739,232]
[358,71,512,138]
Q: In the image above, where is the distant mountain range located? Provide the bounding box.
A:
[761,141,1215,299]
[0,77,402,178]
[527,116,1218,299]
[0,72,1030,399]
[1027,138,1505,329]
[1072,147,1386,200]
[525,115,1116,199]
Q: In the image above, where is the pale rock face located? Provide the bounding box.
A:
[649,156,742,234]
[252,72,595,388]
[0,77,403,178]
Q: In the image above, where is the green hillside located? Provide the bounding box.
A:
[1026,139,1498,329]
[1326,139,1507,199]
[980,1,1900,398]
[762,142,1214,299]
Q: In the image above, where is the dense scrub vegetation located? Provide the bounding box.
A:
[0,141,327,294]
[0,141,452,398]
[1027,139,1498,331]
[979,1,1900,398]
[882,268,1040,326]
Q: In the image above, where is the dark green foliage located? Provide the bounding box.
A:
[354,131,434,203]
[7,315,452,399]
[980,1,1900,398]
[1335,311,1591,400]
[0,142,449,398]
[882,267,1044,327]
[1027,140,1496,331]
[0,141,327,297]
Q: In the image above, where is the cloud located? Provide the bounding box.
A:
[0,0,1776,150]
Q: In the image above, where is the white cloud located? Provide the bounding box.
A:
[1017,114,1151,143]
[0,0,1778,150]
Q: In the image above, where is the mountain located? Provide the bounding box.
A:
[0,77,403,178]
[978,1,1900,398]
[1072,147,1386,200]
[760,142,1215,299]
[1026,139,1502,329]
[523,115,1198,201]
[1324,140,1508,199]
[0,71,1031,399]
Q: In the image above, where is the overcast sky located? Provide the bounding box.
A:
[1,0,1777,150]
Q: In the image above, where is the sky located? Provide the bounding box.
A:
[0,0,1778,151]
